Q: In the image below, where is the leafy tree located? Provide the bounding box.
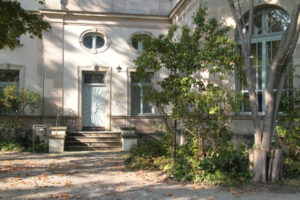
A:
[0,0,50,49]
[134,5,239,161]
[0,84,42,139]
[227,0,300,182]
[0,84,42,115]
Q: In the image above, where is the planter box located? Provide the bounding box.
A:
[120,127,138,151]
[49,126,67,135]
[48,126,67,153]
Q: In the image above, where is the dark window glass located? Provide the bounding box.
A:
[266,8,289,33]
[130,72,153,115]
[84,73,105,84]
[0,70,19,82]
[131,72,153,84]
[131,86,141,115]
[82,33,105,50]
[83,35,93,49]
[243,7,289,36]
[96,36,105,48]
[131,34,150,51]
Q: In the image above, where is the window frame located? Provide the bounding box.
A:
[79,29,110,54]
[0,64,24,89]
[128,69,155,116]
[128,31,153,54]
[236,7,291,115]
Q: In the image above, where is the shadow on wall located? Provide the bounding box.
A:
[57,0,173,15]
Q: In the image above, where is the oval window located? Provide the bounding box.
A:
[82,33,105,50]
[129,32,152,53]
[131,36,143,52]
[80,30,110,53]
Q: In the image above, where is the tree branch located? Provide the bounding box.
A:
[227,0,247,58]
[227,0,261,143]
[246,0,254,53]
[267,4,300,90]
[272,26,300,132]
[262,4,300,150]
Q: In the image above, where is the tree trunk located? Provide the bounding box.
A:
[253,149,267,183]
[249,149,254,171]
[251,148,282,183]
[268,149,283,182]
[173,119,177,161]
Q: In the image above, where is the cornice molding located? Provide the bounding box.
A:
[169,0,189,20]
[40,9,170,21]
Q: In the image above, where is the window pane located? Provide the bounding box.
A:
[131,72,153,84]
[250,43,257,66]
[253,13,262,35]
[272,41,280,62]
[257,43,262,66]
[131,34,150,51]
[95,36,105,48]
[242,93,251,112]
[84,73,105,84]
[258,66,262,90]
[131,37,139,50]
[258,91,262,112]
[83,35,93,49]
[239,68,247,90]
[131,86,141,115]
[142,85,152,113]
[0,70,19,82]
[266,8,289,33]
[131,38,143,51]
[267,40,281,83]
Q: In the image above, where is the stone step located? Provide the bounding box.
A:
[65,136,121,142]
[64,146,123,152]
[65,130,123,152]
[67,131,121,138]
[65,141,122,147]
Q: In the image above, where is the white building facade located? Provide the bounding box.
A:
[0,0,299,137]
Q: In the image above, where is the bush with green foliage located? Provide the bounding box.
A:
[126,134,171,170]
[173,142,252,185]
[275,90,300,161]
[127,135,253,185]
[0,84,42,152]
[274,89,300,179]
[0,140,25,152]
[0,84,42,115]
[127,4,251,186]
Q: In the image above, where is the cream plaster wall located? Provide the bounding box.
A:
[45,0,175,16]
[42,14,170,120]
[1,0,299,132]
[0,35,42,116]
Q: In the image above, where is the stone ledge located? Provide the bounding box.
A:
[48,135,65,139]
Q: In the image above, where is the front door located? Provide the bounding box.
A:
[82,72,106,131]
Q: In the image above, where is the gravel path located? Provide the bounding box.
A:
[0,152,299,200]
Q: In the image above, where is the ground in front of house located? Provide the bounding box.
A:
[0,152,299,200]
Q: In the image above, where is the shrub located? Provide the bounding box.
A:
[171,142,252,185]
[126,134,252,186]
[126,134,171,170]
[0,84,42,152]
[282,157,300,179]
[0,140,25,152]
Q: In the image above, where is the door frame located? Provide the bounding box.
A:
[78,65,111,130]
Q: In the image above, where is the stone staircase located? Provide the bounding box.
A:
[64,131,123,152]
